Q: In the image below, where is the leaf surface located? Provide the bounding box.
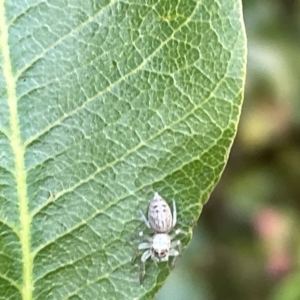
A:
[0,0,246,299]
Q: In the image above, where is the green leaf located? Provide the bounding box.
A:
[0,0,246,299]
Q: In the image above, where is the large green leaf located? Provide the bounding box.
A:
[0,0,246,299]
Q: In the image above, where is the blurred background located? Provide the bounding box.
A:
[157,0,300,299]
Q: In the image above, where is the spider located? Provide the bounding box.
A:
[135,192,186,283]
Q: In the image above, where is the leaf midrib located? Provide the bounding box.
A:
[0,2,33,300]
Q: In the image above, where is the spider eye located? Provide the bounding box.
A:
[153,249,168,257]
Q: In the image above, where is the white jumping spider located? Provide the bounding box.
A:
[135,192,186,283]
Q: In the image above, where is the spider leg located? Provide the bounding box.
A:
[169,248,180,269]
[172,199,177,227]
[139,209,151,228]
[140,250,151,284]
[138,242,151,250]
[170,228,187,239]
[171,239,182,252]
[131,242,151,264]
[137,231,152,241]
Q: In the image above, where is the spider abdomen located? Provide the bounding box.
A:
[148,192,172,232]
